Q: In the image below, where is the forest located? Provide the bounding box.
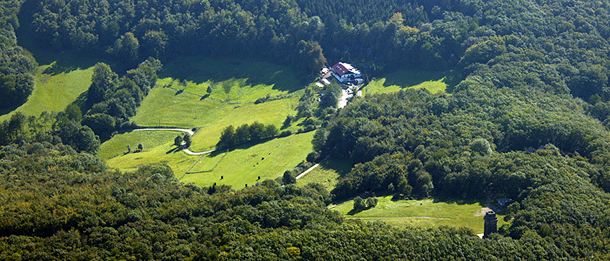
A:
[2,0,610,259]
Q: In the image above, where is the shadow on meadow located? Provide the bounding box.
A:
[159,55,305,93]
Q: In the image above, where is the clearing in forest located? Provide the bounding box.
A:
[364,69,449,96]
[332,196,509,234]
[0,63,93,121]
[102,57,316,187]
[296,159,351,191]
[182,131,315,188]
[131,56,307,152]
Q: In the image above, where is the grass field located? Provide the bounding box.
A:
[132,56,306,152]
[182,131,315,188]
[297,159,352,191]
[99,130,184,160]
[0,63,93,121]
[332,196,508,234]
[364,69,448,96]
[101,56,314,188]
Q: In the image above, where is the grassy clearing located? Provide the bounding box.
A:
[182,131,315,189]
[104,137,193,176]
[132,56,306,152]
[364,69,448,96]
[297,159,352,191]
[104,56,314,187]
[99,130,184,160]
[332,196,508,234]
[0,63,93,121]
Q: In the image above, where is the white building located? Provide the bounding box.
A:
[332,62,362,84]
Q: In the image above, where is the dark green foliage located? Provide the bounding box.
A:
[0,73,34,109]
[320,81,342,108]
[5,0,610,259]
[83,59,161,141]
[174,135,183,146]
[0,2,37,109]
[217,122,280,149]
[282,170,296,185]
[183,134,192,148]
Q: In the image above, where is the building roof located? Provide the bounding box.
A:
[332,62,361,77]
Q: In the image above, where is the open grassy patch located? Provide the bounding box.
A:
[332,196,508,234]
[133,57,307,152]
[99,130,184,160]
[182,131,315,189]
[297,159,352,191]
[0,63,93,121]
[104,137,194,176]
[364,69,448,96]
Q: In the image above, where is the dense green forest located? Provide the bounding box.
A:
[0,0,37,110]
[2,0,610,259]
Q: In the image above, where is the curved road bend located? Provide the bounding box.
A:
[123,128,216,155]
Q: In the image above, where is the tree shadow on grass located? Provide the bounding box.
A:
[166,146,182,154]
[158,55,306,93]
[433,197,486,206]
[317,158,353,178]
[380,68,460,93]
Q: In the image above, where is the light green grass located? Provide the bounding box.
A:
[132,57,306,152]
[332,196,508,234]
[364,69,448,96]
[182,131,315,189]
[0,63,93,121]
[99,130,184,160]
[297,159,352,191]
[104,138,194,176]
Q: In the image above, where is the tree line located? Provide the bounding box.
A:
[217,121,279,149]
[82,58,161,141]
[0,0,37,110]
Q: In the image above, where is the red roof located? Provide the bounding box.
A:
[332,63,350,77]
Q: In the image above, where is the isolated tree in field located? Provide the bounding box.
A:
[174,135,183,146]
[138,143,143,151]
[207,86,213,94]
[183,134,192,148]
[127,145,131,153]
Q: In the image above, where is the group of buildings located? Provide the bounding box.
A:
[319,62,364,87]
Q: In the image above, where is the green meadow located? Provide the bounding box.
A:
[364,69,448,96]
[0,63,93,121]
[182,131,315,188]
[297,159,352,191]
[99,130,184,160]
[102,56,315,188]
[131,56,306,152]
[332,196,508,234]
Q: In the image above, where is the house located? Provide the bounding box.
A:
[332,62,363,84]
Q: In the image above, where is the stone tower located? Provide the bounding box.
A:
[483,211,498,239]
